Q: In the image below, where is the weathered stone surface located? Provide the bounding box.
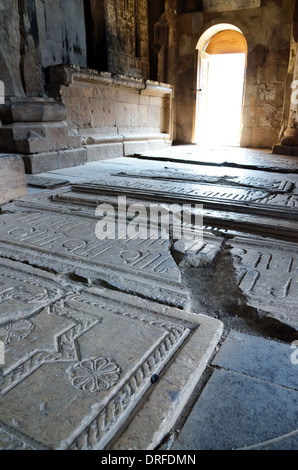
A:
[0,155,27,205]
[36,0,87,69]
[105,0,150,78]
[112,168,295,192]
[0,286,223,450]
[5,175,298,242]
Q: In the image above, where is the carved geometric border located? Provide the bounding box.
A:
[62,288,223,450]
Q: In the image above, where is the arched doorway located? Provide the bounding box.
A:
[195,24,247,146]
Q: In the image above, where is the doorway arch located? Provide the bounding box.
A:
[194,24,248,146]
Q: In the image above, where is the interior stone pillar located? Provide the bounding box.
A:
[273,0,298,156]
[276,44,298,151]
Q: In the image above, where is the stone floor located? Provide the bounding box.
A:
[0,144,298,451]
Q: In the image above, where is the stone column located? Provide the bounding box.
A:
[276,44,298,151]
[0,0,25,98]
[273,0,298,155]
[164,0,179,142]
[0,0,86,173]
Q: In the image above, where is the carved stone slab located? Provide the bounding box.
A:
[0,287,223,450]
[4,181,298,244]
[230,236,298,331]
[72,177,298,219]
[136,146,298,172]
[0,211,190,308]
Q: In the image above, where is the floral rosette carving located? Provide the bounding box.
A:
[69,357,121,393]
[0,320,34,344]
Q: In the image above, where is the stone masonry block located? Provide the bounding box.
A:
[22,148,87,174]
[0,155,27,204]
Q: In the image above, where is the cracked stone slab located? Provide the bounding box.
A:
[229,236,298,332]
[4,183,298,242]
[0,287,223,450]
[0,211,190,308]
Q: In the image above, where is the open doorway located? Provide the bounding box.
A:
[195,26,247,147]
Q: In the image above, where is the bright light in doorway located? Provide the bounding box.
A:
[202,53,246,146]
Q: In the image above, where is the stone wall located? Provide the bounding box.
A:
[0,0,25,97]
[0,0,88,99]
[36,0,87,70]
[46,65,172,161]
[165,0,295,148]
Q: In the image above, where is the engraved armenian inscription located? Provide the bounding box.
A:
[231,237,298,330]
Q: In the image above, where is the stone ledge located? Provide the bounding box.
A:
[80,127,171,144]
[46,65,173,98]
[80,129,172,161]
[0,98,66,124]
[0,122,81,154]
